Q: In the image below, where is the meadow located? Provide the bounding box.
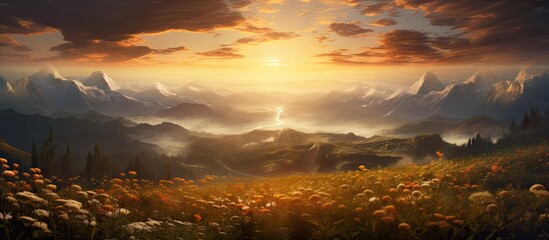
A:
[1,142,548,240]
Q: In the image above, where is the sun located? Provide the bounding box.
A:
[264,57,281,66]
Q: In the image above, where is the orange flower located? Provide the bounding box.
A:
[308,194,321,203]
[372,210,386,218]
[321,202,333,210]
[128,171,137,176]
[258,208,271,214]
[433,213,445,220]
[381,216,394,224]
[451,220,464,226]
[491,164,502,173]
[2,170,16,177]
[398,223,411,231]
[426,221,438,228]
[103,205,115,212]
[383,205,397,216]
[194,214,202,221]
[436,151,444,158]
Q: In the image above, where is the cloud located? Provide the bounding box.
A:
[0,35,31,51]
[329,22,374,37]
[233,31,299,45]
[0,0,251,62]
[152,46,188,55]
[0,52,35,63]
[317,29,474,64]
[321,0,549,64]
[360,1,398,16]
[232,23,300,45]
[257,6,279,13]
[391,0,549,63]
[196,47,244,59]
[369,18,397,26]
[315,35,332,43]
[47,41,187,63]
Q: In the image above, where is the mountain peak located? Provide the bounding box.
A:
[408,72,445,95]
[31,64,64,80]
[84,71,120,91]
[0,75,12,91]
[515,68,530,82]
[464,68,498,84]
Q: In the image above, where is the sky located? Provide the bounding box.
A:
[0,0,548,87]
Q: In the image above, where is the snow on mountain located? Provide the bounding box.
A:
[0,75,12,92]
[82,71,121,92]
[176,83,226,105]
[463,69,502,91]
[407,72,445,95]
[119,82,198,108]
[0,66,163,116]
[361,68,549,120]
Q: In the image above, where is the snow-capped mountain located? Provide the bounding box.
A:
[407,72,445,95]
[362,68,549,120]
[120,82,198,108]
[0,66,163,116]
[0,75,12,92]
[82,71,121,92]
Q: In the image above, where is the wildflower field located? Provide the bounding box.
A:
[1,142,549,240]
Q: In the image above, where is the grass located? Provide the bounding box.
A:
[1,141,548,239]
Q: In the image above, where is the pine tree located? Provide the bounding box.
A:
[42,128,57,176]
[31,140,38,168]
[509,118,517,134]
[60,144,73,179]
[521,113,530,129]
[84,151,94,179]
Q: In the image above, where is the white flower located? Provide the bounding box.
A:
[529,184,549,200]
[33,209,50,218]
[468,191,495,205]
[0,212,13,220]
[16,191,48,207]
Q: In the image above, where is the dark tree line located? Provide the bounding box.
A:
[30,128,72,178]
[29,128,194,181]
[83,144,113,179]
[460,107,548,156]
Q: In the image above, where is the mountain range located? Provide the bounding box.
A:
[362,69,549,120]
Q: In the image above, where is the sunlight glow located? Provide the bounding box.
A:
[264,57,281,66]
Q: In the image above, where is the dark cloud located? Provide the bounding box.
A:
[264,31,300,40]
[48,41,187,62]
[329,22,374,37]
[316,48,382,64]
[322,0,549,64]
[0,52,35,63]
[152,46,188,55]
[369,18,397,26]
[360,1,398,16]
[232,23,300,45]
[317,29,473,64]
[0,0,250,62]
[196,47,243,59]
[315,35,332,43]
[228,0,254,8]
[0,35,31,51]
[393,0,549,63]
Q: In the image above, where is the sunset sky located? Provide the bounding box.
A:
[1,0,548,87]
